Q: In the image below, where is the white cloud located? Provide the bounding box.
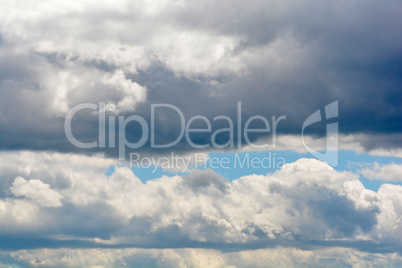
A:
[10,176,63,207]
[0,199,39,228]
[361,162,402,182]
[375,184,402,241]
[0,150,399,251]
[101,70,147,114]
[0,0,245,79]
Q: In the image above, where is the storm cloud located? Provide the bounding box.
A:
[0,0,401,155]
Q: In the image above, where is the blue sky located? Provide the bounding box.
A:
[129,150,402,191]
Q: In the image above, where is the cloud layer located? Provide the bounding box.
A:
[0,151,401,257]
[0,0,401,154]
[1,247,402,268]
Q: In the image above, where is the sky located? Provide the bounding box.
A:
[0,0,402,267]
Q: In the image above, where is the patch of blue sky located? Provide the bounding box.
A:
[105,150,402,191]
[337,150,402,192]
[104,163,177,182]
[104,166,115,176]
[131,166,178,182]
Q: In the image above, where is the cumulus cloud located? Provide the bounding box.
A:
[0,199,40,230]
[375,184,402,242]
[361,162,402,182]
[0,151,400,254]
[10,176,63,207]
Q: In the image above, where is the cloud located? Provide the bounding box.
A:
[246,133,402,158]
[375,184,402,242]
[0,247,402,268]
[10,176,63,207]
[0,199,40,230]
[0,0,401,154]
[0,151,400,253]
[361,162,402,182]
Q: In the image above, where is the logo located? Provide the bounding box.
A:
[64,101,339,167]
[302,101,338,167]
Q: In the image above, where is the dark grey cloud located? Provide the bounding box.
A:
[0,0,401,156]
